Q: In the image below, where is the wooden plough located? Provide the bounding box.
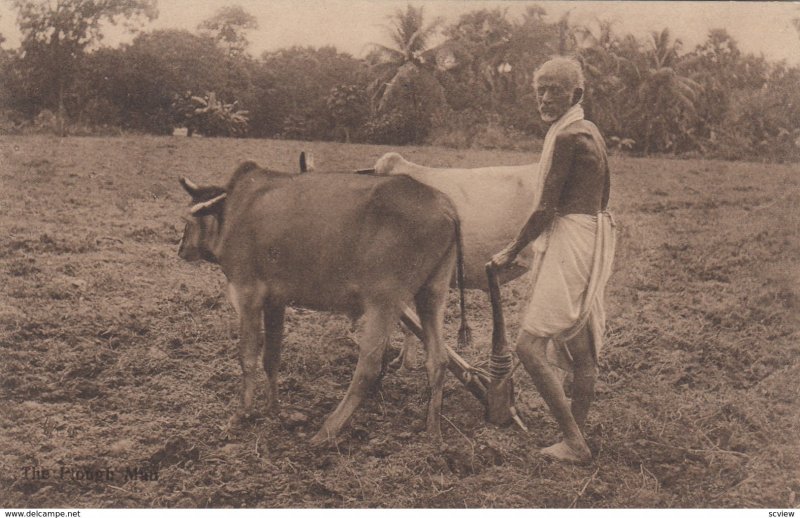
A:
[397,263,525,431]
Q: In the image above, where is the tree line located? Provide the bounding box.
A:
[1,1,798,161]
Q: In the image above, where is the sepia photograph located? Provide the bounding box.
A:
[0,0,798,512]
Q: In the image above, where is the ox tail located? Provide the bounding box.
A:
[453,217,472,348]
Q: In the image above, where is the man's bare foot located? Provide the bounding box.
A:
[540,440,592,464]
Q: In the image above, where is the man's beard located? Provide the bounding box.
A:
[539,110,559,123]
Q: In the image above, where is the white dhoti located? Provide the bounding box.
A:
[520,212,616,368]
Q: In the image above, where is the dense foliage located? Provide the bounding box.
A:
[1,1,798,160]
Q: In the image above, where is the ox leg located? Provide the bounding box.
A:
[310,303,395,446]
[400,325,420,369]
[262,302,285,415]
[415,287,449,444]
[229,293,264,427]
[388,322,420,371]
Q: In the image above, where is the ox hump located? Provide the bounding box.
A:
[233,160,261,177]
[225,160,264,190]
[373,152,433,176]
[373,152,405,175]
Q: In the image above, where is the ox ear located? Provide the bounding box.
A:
[179,177,202,197]
[189,193,227,217]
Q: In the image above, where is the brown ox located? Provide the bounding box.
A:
[178,161,466,445]
[373,152,541,291]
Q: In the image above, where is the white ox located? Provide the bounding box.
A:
[373,152,541,291]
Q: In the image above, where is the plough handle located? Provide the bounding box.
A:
[486,263,509,356]
[484,262,516,426]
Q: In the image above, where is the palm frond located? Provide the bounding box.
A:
[672,90,697,113]
[378,61,420,111]
[406,18,443,55]
[369,43,406,63]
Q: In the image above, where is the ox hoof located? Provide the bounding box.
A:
[226,410,256,429]
[388,351,418,371]
[219,414,245,440]
[388,349,424,372]
[227,413,244,428]
[540,441,592,465]
[309,429,337,448]
[426,428,443,447]
[387,352,404,371]
[265,401,280,417]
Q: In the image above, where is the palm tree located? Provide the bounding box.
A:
[636,29,702,152]
[555,11,576,55]
[574,19,629,136]
[368,4,443,111]
[439,8,514,112]
[366,4,445,142]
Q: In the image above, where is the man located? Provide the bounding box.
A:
[491,57,616,464]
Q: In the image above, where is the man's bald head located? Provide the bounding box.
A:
[533,57,585,93]
[533,57,585,122]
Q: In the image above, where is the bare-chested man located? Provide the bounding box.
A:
[491,57,616,464]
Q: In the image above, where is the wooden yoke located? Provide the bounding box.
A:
[485,262,515,426]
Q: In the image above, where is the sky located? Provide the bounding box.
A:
[1,1,799,64]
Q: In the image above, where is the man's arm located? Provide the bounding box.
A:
[491,133,574,267]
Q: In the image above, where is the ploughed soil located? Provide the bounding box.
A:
[1,135,798,508]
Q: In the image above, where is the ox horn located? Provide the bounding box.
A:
[179,177,201,196]
[189,193,227,216]
[299,151,315,173]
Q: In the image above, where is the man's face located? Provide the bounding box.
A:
[534,74,575,123]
